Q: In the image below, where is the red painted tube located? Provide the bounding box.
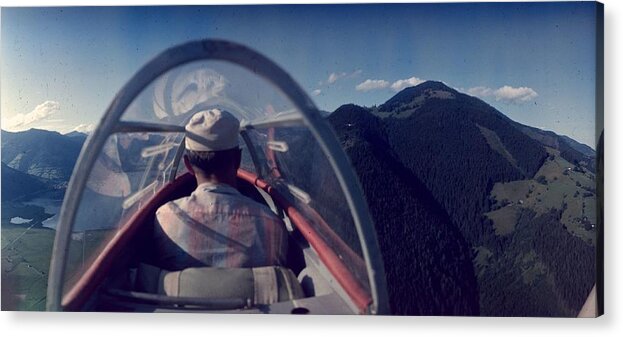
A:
[62,173,195,311]
[299,199,368,285]
[237,169,372,313]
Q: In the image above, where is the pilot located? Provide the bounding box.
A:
[153,109,288,270]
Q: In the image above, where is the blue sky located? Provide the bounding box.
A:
[1,3,599,147]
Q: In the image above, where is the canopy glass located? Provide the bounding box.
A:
[48,41,386,314]
[60,60,369,303]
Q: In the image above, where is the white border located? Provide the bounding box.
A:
[1,1,621,336]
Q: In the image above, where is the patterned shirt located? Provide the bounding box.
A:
[153,182,288,270]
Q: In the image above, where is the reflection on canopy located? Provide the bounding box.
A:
[126,61,300,128]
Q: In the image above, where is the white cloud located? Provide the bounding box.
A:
[326,70,362,85]
[466,85,538,104]
[327,72,344,84]
[4,101,61,131]
[70,123,96,134]
[390,76,426,92]
[311,89,322,96]
[493,85,538,104]
[355,79,390,92]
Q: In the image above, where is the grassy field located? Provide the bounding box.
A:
[2,201,53,310]
[2,201,113,311]
[485,147,597,244]
[2,224,55,310]
[485,205,519,236]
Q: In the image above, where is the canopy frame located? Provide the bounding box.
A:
[47,40,389,314]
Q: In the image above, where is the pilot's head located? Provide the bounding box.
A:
[183,109,241,183]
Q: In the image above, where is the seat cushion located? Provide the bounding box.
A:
[135,263,304,305]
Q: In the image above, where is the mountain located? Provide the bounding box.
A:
[560,135,595,158]
[378,80,456,113]
[318,109,333,117]
[1,162,50,201]
[328,81,596,316]
[1,129,85,183]
[64,131,89,141]
[513,124,596,171]
[376,81,548,243]
[329,104,479,315]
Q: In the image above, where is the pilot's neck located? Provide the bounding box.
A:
[195,172,238,190]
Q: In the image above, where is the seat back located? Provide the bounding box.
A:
[135,263,304,305]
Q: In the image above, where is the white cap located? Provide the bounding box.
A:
[184,109,240,152]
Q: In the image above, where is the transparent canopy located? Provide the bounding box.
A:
[49,41,385,314]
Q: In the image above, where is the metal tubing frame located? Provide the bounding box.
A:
[114,121,185,133]
[239,130,266,177]
[47,39,389,314]
[240,112,303,130]
[167,140,186,183]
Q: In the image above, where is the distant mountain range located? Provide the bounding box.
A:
[64,130,89,140]
[1,128,87,201]
[328,81,596,316]
[1,129,85,184]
